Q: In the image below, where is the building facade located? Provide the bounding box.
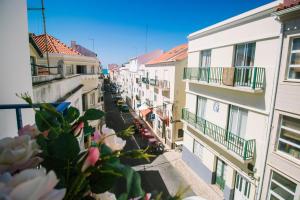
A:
[142,44,187,148]
[182,1,283,200]
[260,1,300,200]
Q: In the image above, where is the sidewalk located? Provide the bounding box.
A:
[163,150,224,200]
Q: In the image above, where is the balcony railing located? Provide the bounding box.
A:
[142,77,149,84]
[183,67,265,90]
[0,102,70,130]
[149,78,158,86]
[155,107,168,119]
[158,80,170,90]
[182,108,255,160]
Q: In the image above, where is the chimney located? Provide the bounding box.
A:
[71,41,76,48]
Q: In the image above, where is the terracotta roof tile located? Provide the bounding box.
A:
[146,44,188,65]
[31,34,81,56]
[277,0,300,11]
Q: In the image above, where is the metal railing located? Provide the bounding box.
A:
[216,176,225,190]
[149,78,158,86]
[158,80,170,90]
[142,77,149,84]
[0,102,70,130]
[182,108,255,160]
[183,67,265,90]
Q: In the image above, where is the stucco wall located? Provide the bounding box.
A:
[0,0,35,138]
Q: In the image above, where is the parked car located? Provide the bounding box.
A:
[116,99,125,107]
[120,104,129,112]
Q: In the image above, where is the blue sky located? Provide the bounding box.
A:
[27,0,274,67]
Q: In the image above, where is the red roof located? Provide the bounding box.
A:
[146,44,188,65]
[277,0,300,10]
[31,34,81,56]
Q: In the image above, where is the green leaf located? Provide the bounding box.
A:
[65,107,80,123]
[129,171,144,198]
[35,110,60,132]
[88,169,119,193]
[48,133,80,161]
[117,193,128,200]
[83,125,94,137]
[83,109,105,120]
[36,134,48,155]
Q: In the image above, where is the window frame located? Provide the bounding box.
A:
[200,49,211,68]
[276,115,300,161]
[234,42,256,68]
[287,37,300,81]
[267,171,297,200]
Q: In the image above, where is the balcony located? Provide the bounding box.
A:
[183,67,265,92]
[149,78,158,86]
[181,108,255,160]
[142,77,149,84]
[158,80,170,90]
[155,107,168,120]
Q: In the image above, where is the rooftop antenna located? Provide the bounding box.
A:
[145,24,148,53]
[28,0,50,68]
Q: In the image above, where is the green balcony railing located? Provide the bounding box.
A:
[181,108,255,160]
[142,77,149,84]
[183,67,265,90]
[216,176,225,190]
[149,78,158,86]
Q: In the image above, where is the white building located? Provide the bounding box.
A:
[182,1,283,200]
[260,1,300,199]
[142,44,187,148]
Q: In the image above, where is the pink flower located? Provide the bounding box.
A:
[73,122,84,136]
[81,147,100,172]
[92,130,101,143]
[18,124,40,138]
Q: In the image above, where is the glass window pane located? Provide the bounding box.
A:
[245,43,256,66]
[270,194,280,200]
[283,116,300,131]
[270,182,294,200]
[292,38,300,50]
[235,44,245,66]
[201,50,211,67]
[272,172,297,193]
[290,53,300,65]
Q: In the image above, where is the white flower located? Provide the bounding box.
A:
[0,168,66,200]
[101,125,126,151]
[0,135,41,173]
[95,191,116,200]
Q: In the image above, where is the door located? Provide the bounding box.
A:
[228,105,248,138]
[216,158,226,190]
[199,50,211,81]
[234,173,251,200]
[234,43,256,86]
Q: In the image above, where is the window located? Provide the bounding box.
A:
[196,96,207,119]
[90,93,95,105]
[66,65,73,75]
[30,56,37,76]
[234,43,256,67]
[200,50,211,67]
[193,139,204,159]
[277,115,300,160]
[91,66,95,74]
[288,38,300,79]
[178,129,184,138]
[268,171,296,200]
[228,105,248,138]
[154,94,157,101]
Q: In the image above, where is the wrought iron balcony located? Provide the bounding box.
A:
[149,78,158,86]
[142,77,149,84]
[181,108,255,160]
[155,107,168,119]
[158,80,170,90]
[183,67,265,90]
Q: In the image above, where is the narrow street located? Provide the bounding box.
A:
[103,85,195,199]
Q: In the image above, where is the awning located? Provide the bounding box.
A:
[140,108,152,117]
[138,104,149,111]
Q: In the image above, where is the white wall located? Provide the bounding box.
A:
[0,0,34,138]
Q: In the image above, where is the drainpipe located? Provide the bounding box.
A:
[255,22,284,200]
